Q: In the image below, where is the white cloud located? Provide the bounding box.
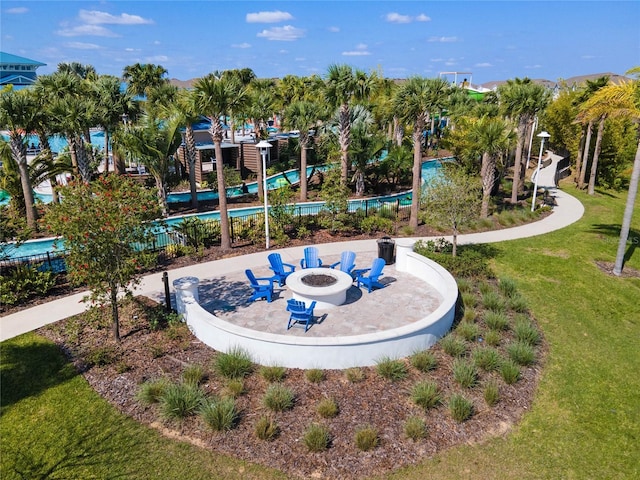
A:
[430,58,444,62]
[581,55,596,59]
[232,42,252,49]
[65,41,102,50]
[279,49,289,54]
[6,7,28,14]
[428,36,458,43]
[257,25,304,41]
[416,14,431,22]
[125,48,137,52]
[295,57,305,62]
[525,64,542,69]
[385,12,412,24]
[56,25,119,37]
[246,11,293,23]
[78,10,153,25]
[146,55,168,62]
[343,44,371,56]
[475,62,493,67]
[328,26,340,33]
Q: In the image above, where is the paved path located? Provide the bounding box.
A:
[0,181,584,342]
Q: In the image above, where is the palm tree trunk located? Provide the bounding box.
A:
[480,152,495,218]
[154,173,168,217]
[211,120,231,250]
[510,117,527,204]
[393,116,403,147]
[300,141,308,202]
[354,169,365,197]
[587,115,606,195]
[75,136,92,183]
[103,129,110,173]
[10,134,38,229]
[409,126,422,229]
[185,125,198,209]
[574,124,587,184]
[579,120,593,188]
[339,103,350,186]
[613,137,640,275]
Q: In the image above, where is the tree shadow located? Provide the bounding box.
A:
[591,224,639,263]
[0,338,78,414]
[197,276,285,314]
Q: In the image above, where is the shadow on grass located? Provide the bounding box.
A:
[0,336,77,414]
[590,224,639,264]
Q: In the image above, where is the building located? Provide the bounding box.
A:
[0,52,46,89]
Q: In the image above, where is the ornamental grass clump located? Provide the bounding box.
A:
[483,329,503,346]
[136,378,170,405]
[411,381,442,410]
[507,340,537,366]
[345,367,366,383]
[472,346,503,372]
[462,307,477,323]
[483,379,500,406]
[440,334,467,357]
[456,321,481,342]
[317,397,339,418]
[159,382,206,421]
[255,415,279,441]
[507,294,529,313]
[500,359,521,385]
[263,384,295,412]
[305,368,325,383]
[461,292,477,309]
[199,397,238,432]
[376,356,408,381]
[449,394,474,422]
[404,416,428,441]
[410,350,438,373]
[498,277,518,298]
[259,365,287,383]
[354,425,379,451]
[182,364,206,386]
[482,291,506,313]
[514,315,541,346]
[303,423,331,452]
[484,311,510,331]
[452,358,478,388]
[456,278,473,293]
[224,378,245,398]
[214,347,253,379]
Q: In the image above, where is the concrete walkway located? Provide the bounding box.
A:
[0,182,584,342]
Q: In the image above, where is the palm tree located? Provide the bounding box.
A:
[247,79,277,202]
[498,78,551,203]
[173,89,202,209]
[282,100,325,201]
[325,64,375,186]
[0,89,39,229]
[193,73,247,250]
[469,116,515,217]
[348,106,386,197]
[57,62,97,80]
[393,76,451,229]
[122,63,168,97]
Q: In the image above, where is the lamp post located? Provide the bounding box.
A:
[525,116,538,170]
[255,140,272,249]
[531,131,551,212]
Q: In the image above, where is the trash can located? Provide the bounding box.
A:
[377,236,396,265]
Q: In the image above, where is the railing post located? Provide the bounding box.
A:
[230,216,235,243]
[162,271,172,312]
[46,251,52,271]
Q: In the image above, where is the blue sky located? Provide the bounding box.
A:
[2,1,638,85]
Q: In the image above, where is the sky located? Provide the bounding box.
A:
[2,1,639,85]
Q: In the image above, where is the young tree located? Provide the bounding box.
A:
[44,175,162,342]
[421,165,481,256]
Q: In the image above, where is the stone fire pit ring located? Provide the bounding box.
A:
[286,267,354,309]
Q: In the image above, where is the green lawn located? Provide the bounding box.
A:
[2,186,639,479]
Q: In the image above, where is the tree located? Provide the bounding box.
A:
[0,88,39,229]
[421,164,481,257]
[44,175,162,342]
[325,64,375,186]
[122,63,168,97]
[193,73,247,250]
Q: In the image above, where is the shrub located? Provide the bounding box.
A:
[500,359,521,385]
[354,425,379,451]
[483,379,500,406]
[199,397,238,432]
[255,416,279,441]
[224,378,245,398]
[214,347,253,379]
[507,341,536,366]
[361,215,395,234]
[514,316,541,346]
[440,334,467,357]
[376,357,408,381]
[411,381,442,410]
[484,311,510,331]
[498,277,518,298]
[452,358,478,388]
[0,264,57,306]
[159,382,206,421]
[456,321,481,342]
[472,346,503,372]
[317,397,339,418]
[136,378,170,405]
[404,416,428,441]
[449,394,474,422]
[303,423,331,452]
[259,365,287,383]
[410,350,438,373]
[305,368,325,383]
[182,364,206,386]
[412,246,492,278]
[263,384,295,412]
[482,291,506,313]
[483,329,502,346]
[85,346,119,366]
[345,367,366,383]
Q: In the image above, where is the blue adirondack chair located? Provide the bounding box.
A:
[245,269,276,303]
[355,257,386,293]
[286,298,317,332]
[330,250,357,277]
[268,252,296,286]
[300,246,323,269]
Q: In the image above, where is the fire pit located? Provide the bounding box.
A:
[286,268,354,309]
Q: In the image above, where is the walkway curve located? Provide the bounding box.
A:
[0,186,584,342]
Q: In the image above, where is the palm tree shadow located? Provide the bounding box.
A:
[197,276,285,314]
[590,224,639,264]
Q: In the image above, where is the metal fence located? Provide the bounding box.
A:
[1,198,411,276]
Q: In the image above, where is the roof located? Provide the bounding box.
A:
[0,52,46,67]
[0,74,37,85]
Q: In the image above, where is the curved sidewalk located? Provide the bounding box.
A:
[0,187,584,342]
